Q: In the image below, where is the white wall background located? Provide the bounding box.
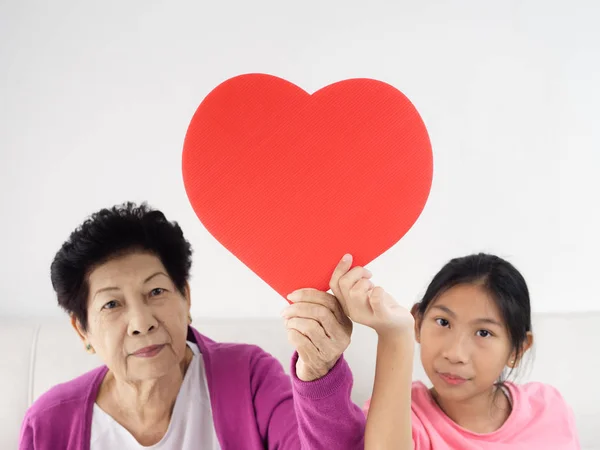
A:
[1,0,598,320]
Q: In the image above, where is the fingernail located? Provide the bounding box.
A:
[342,254,352,262]
[287,291,301,302]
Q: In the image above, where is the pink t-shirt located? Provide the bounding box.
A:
[363,381,580,449]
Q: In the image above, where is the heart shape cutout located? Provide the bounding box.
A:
[182,73,433,299]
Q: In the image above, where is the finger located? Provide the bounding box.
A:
[368,287,386,315]
[349,277,375,300]
[286,329,320,367]
[282,302,337,338]
[347,278,375,314]
[339,266,373,300]
[329,254,353,301]
[286,317,328,348]
[286,289,346,325]
[285,302,352,349]
[286,317,340,364]
[286,328,310,348]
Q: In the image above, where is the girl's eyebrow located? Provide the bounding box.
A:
[431,305,503,327]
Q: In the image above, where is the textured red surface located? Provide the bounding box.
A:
[183,73,433,300]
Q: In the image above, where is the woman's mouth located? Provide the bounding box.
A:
[132,344,165,358]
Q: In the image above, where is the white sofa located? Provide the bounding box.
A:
[2,312,598,449]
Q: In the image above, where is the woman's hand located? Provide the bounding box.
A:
[282,289,353,381]
[329,254,414,338]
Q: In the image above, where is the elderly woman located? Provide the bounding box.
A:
[19,202,365,449]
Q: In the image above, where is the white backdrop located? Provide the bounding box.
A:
[1,0,598,320]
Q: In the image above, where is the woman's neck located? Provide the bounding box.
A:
[431,385,512,434]
[98,346,194,427]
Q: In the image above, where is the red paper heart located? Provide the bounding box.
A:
[182,74,433,300]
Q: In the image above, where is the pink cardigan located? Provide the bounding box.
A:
[19,326,365,449]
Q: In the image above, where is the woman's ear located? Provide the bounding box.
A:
[410,303,422,343]
[183,282,192,310]
[70,314,95,353]
[70,314,86,341]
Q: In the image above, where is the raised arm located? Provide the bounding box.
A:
[329,254,415,449]
[280,287,366,449]
[249,344,365,450]
[367,330,414,449]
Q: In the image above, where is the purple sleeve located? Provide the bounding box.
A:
[19,416,34,450]
[250,349,300,448]
[250,350,365,449]
[289,352,365,449]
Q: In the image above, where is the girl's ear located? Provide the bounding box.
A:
[508,332,534,368]
[411,303,422,343]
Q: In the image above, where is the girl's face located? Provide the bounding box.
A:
[416,283,521,402]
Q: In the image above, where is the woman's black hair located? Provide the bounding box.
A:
[414,253,533,382]
[50,202,193,331]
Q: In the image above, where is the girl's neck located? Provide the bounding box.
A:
[430,384,512,434]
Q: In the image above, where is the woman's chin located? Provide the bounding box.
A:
[124,353,180,381]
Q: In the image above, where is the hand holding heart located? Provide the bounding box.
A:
[282,288,352,381]
[283,254,413,381]
[330,254,415,338]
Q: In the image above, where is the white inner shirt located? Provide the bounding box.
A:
[90,341,221,450]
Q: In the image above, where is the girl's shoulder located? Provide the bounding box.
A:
[407,381,573,419]
[507,381,569,407]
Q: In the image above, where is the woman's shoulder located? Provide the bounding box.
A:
[203,338,281,368]
[24,365,107,421]
[193,328,280,365]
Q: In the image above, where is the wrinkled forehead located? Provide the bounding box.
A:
[87,251,166,291]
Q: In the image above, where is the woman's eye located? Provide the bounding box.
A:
[150,288,165,297]
[102,300,118,310]
[477,330,492,338]
[435,318,450,327]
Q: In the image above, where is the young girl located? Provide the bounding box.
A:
[330,252,580,449]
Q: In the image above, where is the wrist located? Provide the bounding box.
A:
[376,326,415,343]
[296,357,334,382]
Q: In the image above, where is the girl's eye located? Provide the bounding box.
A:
[102,300,118,310]
[477,329,493,338]
[435,318,450,327]
[150,288,165,297]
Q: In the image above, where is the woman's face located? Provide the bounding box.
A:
[75,252,191,382]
